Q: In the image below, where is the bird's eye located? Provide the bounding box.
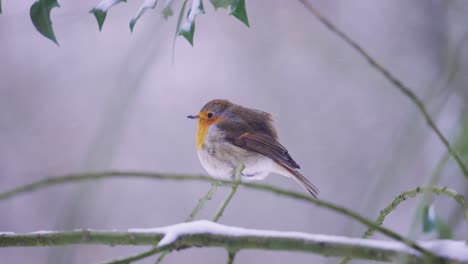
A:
[207,112,214,118]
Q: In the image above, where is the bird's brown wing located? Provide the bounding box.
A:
[225,131,300,169]
[224,131,319,197]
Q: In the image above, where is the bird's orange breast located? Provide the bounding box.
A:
[196,115,224,150]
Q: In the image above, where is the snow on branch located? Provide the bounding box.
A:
[0,220,467,263]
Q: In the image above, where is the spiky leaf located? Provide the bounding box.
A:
[178,0,204,45]
[30,0,60,44]
[230,0,249,27]
[90,0,126,31]
[130,0,158,32]
[179,20,195,45]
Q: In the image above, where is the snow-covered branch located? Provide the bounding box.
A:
[0,221,466,263]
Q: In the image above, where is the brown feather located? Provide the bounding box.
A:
[203,100,319,197]
[278,164,319,198]
[226,132,300,169]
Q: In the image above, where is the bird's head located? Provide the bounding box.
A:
[188,99,233,149]
[187,99,232,123]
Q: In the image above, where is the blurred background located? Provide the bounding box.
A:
[1,0,468,263]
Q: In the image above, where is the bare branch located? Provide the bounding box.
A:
[297,0,468,179]
[1,221,464,263]
[341,186,467,264]
[0,171,440,258]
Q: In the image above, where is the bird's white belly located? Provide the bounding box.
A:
[197,125,289,181]
[197,142,280,181]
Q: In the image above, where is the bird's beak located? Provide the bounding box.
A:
[187,114,199,119]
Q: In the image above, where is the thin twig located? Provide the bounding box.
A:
[227,250,237,264]
[409,152,451,238]
[297,0,468,179]
[0,171,437,258]
[339,186,467,264]
[187,182,220,222]
[213,165,244,222]
[106,247,165,264]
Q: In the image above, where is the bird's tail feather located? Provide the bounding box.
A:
[280,165,319,198]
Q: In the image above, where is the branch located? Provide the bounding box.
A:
[363,186,467,240]
[213,164,244,222]
[0,221,465,263]
[187,182,220,222]
[0,171,439,258]
[297,0,468,179]
[340,186,468,264]
[109,165,244,264]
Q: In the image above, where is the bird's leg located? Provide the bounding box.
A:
[213,164,245,222]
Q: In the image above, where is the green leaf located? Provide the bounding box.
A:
[0,0,2,15]
[179,20,195,45]
[178,0,205,46]
[422,205,436,233]
[90,0,126,31]
[129,0,158,32]
[230,0,249,27]
[174,0,188,42]
[171,0,188,61]
[210,0,231,9]
[30,0,60,45]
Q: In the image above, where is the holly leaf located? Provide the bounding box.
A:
[130,0,158,32]
[230,0,249,27]
[210,0,231,9]
[30,0,60,44]
[90,0,126,31]
[178,0,205,46]
[179,20,195,45]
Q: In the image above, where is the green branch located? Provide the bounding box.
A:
[0,171,438,259]
[111,182,221,264]
[0,221,464,263]
[107,166,244,264]
[340,186,467,264]
[213,164,244,222]
[188,182,220,222]
[297,0,468,179]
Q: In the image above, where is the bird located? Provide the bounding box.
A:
[187,99,319,197]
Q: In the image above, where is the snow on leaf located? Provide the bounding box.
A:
[90,0,126,31]
[230,0,249,27]
[30,0,60,44]
[129,0,158,32]
[178,0,205,46]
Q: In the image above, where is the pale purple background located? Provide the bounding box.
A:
[1,0,468,263]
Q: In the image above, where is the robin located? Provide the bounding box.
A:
[187,99,319,197]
